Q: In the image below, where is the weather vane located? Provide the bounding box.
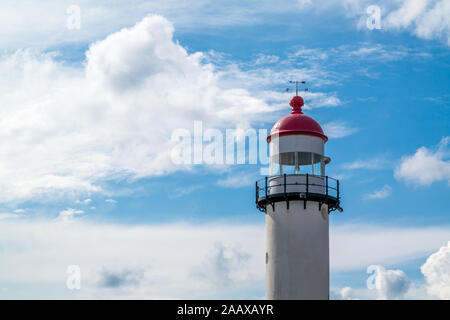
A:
[286,81,308,96]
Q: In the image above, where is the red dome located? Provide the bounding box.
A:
[267,96,328,142]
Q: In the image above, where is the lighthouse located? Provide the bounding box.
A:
[255,88,342,300]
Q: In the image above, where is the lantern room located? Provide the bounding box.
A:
[268,95,329,177]
[255,95,342,213]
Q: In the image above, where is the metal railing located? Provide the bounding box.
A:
[255,173,341,213]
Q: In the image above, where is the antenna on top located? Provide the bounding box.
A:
[286,81,308,96]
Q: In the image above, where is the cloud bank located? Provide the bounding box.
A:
[0,217,448,299]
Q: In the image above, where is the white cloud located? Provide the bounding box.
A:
[58,208,84,221]
[312,0,450,46]
[364,185,392,199]
[292,48,329,61]
[385,0,430,30]
[194,243,252,286]
[0,1,448,52]
[292,43,424,66]
[385,0,450,46]
[0,1,291,50]
[338,286,358,300]
[305,92,341,108]
[215,64,341,111]
[0,219,264,299]
[345,43,410,62]
[304,0,450,46]
[105,199,117,204]
[372,265,411,300]
[421,241,450,299]
[254,54,279,65]
[322,121,358,139]
[395,137,450,186]
[334,242,450,300]
[330,224,450,271]
[0,213,21,220]
[0,218,449,298]
[76,198,92,205]
[0,15,278,203]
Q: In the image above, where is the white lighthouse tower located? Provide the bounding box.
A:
[255,89,342,300]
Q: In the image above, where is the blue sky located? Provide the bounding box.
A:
[0,0,449,299]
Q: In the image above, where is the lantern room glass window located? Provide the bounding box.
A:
[270,152,326,177]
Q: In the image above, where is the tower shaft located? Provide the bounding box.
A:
[266,201,329,299]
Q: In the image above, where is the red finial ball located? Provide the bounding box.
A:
[290,96,304,114]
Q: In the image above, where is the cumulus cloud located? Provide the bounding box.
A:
[421,241,450,299]
[0,15,276,203]
[369,265,411,300]
[395,137,450,186]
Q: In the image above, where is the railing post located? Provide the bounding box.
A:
[337,179,340,200]
[265,176,268,207]
[284,173,289,210]
[326,176,328,196]
[304,173,309,209]
[306,173,309,196]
